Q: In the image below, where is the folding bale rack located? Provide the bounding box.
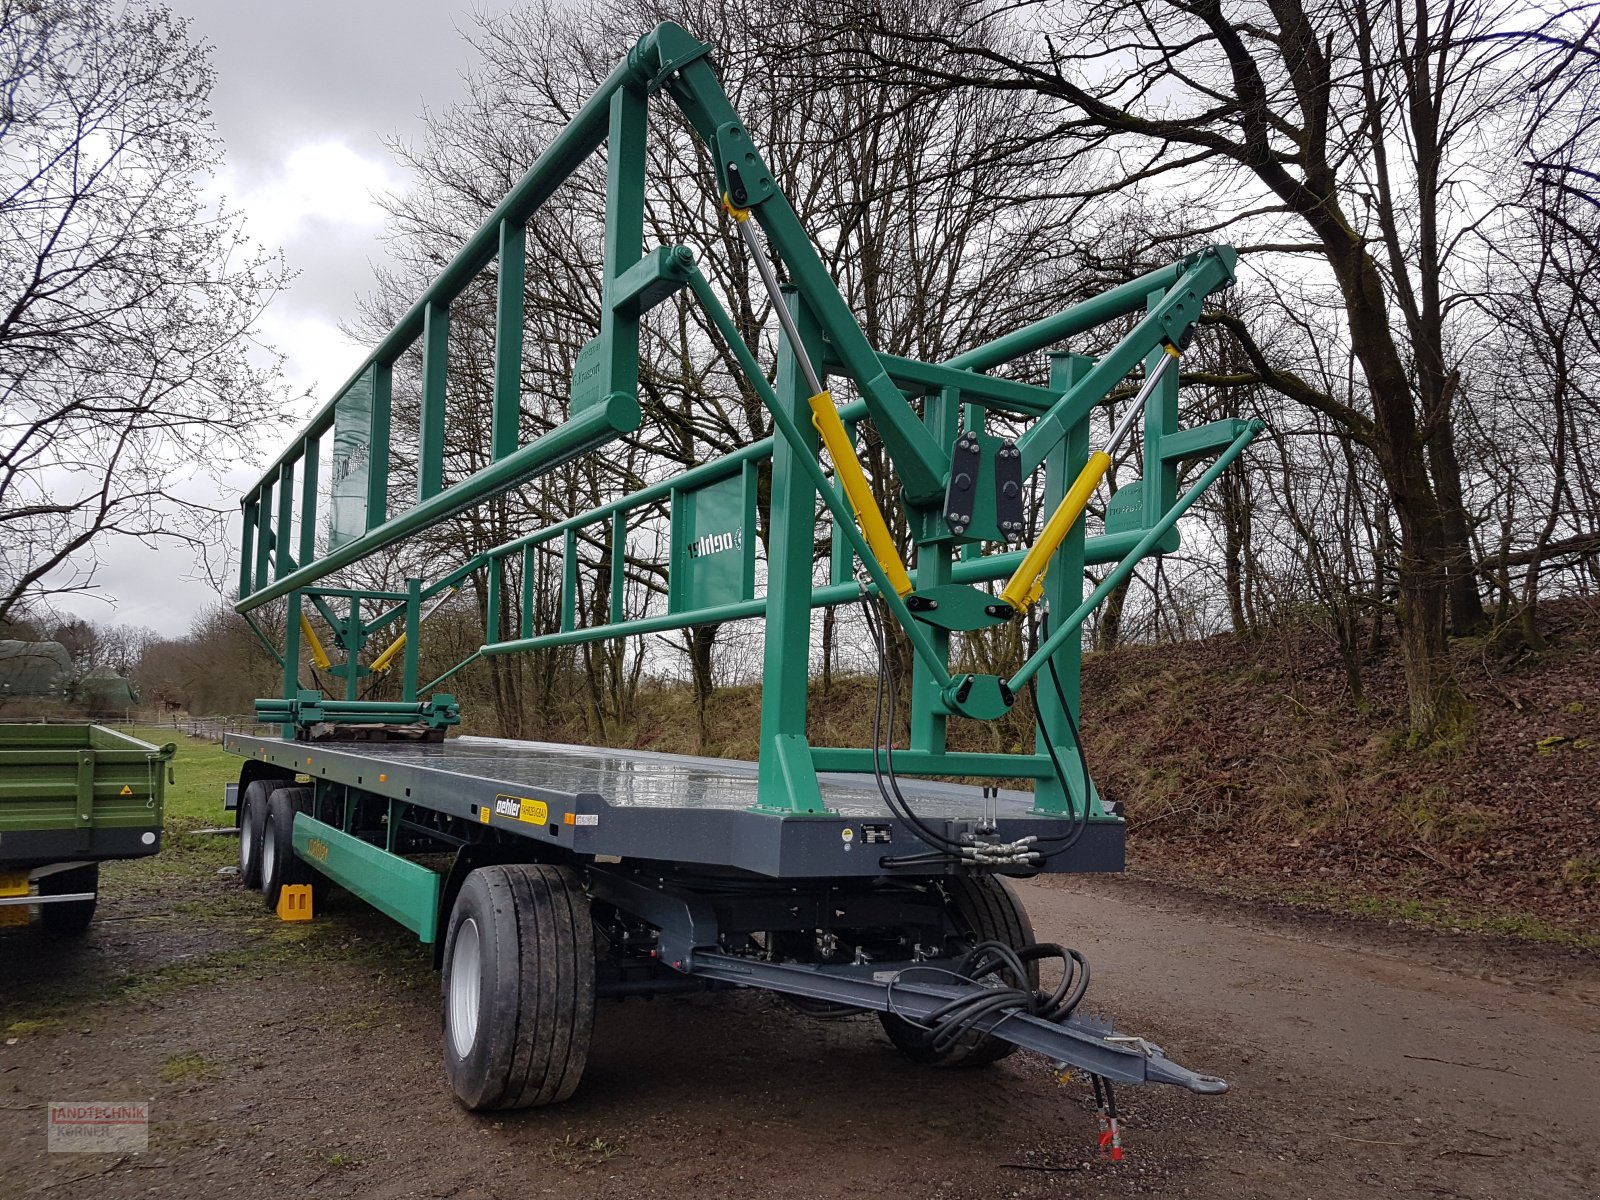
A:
[224,23,1259,1120]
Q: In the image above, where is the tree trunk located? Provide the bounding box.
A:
[1425,412,1486,634]
[1388,489,1468,738]
[821,605,834,693]
[688,624,717,754]
[1096,578,1130,651]
[1331,242,1470,740]
[1220,460,1251,635]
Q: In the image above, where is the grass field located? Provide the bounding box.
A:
[111,725,240,828]
[103,725,244,895]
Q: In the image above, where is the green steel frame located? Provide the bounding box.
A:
[234,22,1262,818]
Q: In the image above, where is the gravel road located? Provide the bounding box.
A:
[1,870,1595,1199]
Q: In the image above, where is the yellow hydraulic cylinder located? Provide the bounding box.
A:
[370,631,407,674]
[999,451,1112,611]
[371,586,458,673]
[1000,345,1180,613]
[809,391,914,598]
[299,614,332,670]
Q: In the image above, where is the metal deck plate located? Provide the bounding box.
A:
[226,734,1124,880]
[296,736,1045,820]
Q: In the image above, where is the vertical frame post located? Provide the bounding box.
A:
[909,386,961,753]
[609,511,627,621]
[598,85,646,407]
[739,459,759,600]
[1033,353,1095,816]
[254,480,273,594]
[274,460,296,579]
[299,438,319,565]
[366,363,392,530]
[420,301,450,501]
[239,499,257,600]
[1142,288,1180,546]
[402,577,422,702]
[492,219,526,462]
[560,529,578,633]
[755,286,826,814]
[344,602,363,701]
[282,591,304,735]
[485,555,503,644]
[520,546,536,638]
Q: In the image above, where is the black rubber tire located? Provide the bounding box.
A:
[879,874,1038,1067]
[37,863,98,936]
[238,779,275,889]
[440,864,595,1111]
[259,787,315,911]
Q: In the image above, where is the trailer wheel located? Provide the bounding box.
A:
[879,874,1038,1067]
[37,864,98,936]
[237,780,275,889]
[440,864,595,1110]
[259,787,315,911]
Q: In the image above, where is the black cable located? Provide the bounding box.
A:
[1020,610,1096,859]
[859,593,968,858]
[859,592,1098,865]
[885,938,1091,1055]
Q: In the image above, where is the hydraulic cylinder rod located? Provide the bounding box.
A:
[1010,419,1263,690]
[371,587,458,673]
[727,200,914,598]
[686,268,950,688]
[999,346,1180,612]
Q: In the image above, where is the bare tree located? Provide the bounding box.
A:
[0,0,290,625]
[837,0,1598,737]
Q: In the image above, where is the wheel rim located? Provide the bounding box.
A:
[261,814,276,884]
[240,805,256,873]
[448,917,482,1060]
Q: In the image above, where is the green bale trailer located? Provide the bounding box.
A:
[0,724,175,935]
[219,20,1255,1136]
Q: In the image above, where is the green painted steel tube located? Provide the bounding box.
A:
[242,52,655,505]
[302,587,410,602]
[686,269,952,689]
[807,749,1060,778]
[292,814,441,942]
[409,497,1189,681]
[663,53,947,504]
[263,699,436,714]
[482,435,773,562]
[482,597,767,656]
[1009,420,1263,691]
[492,219,526,462]
[241,614,285,669]
[236,392,639,612]
[421,651,482,694]
[1014,251,1235,477]
[948,249,1224,373]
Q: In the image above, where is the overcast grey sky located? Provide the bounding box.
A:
[70,1,503,636]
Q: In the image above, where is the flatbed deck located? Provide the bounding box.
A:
[224,733,1122,878]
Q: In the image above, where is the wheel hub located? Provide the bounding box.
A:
[448,917,482,1059]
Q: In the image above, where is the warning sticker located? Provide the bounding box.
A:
[118,785,134,796]
[493,795,549,826]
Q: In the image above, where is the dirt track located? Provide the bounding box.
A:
[2,868,1597,1199]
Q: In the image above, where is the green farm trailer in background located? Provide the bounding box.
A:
[0,725,174,935]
